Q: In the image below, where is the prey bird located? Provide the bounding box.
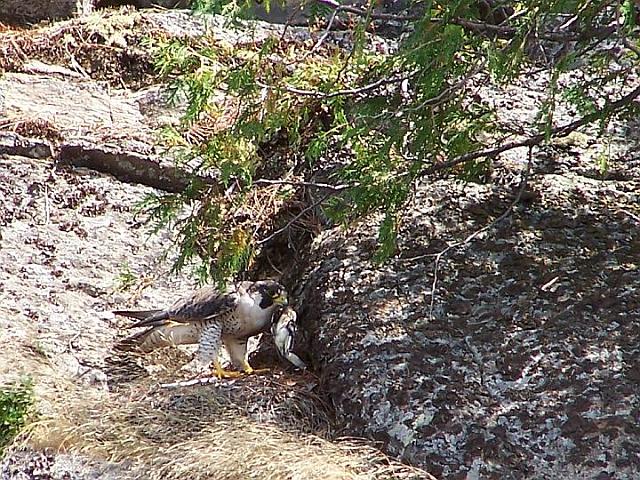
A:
[115,280,289,378]
[271,306,306,370]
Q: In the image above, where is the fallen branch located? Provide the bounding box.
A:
[58,144,218,194]
[23,59,85,78]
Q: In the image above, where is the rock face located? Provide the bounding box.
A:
[299,147,640,478]
[2,5,639,479]
[0,0,93,24]
[0,9,433,480]
[0,0,193,25]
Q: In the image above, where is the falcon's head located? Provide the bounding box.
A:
[253,280,288,309]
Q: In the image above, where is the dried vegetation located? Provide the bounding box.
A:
[0,8,159,88]
[16,363,429,480]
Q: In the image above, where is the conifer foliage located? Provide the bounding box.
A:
[143,0,640,283]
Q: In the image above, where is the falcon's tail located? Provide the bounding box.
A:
[113,309,162,320]
[113,310,168,329]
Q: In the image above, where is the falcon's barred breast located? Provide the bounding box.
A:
[115,280,289,377]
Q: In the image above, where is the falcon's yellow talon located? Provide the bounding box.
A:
[240,361,254,375]
[243,365,270,375]
[212,360,245,379]
[213,360,225,379]
[240,360,270,375]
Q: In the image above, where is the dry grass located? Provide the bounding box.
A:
[1,336,434,479]
[20,370,430,480]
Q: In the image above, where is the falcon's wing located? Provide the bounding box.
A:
[118,286,240,329]
[168,286,239,323]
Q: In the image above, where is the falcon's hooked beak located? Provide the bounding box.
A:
[273,293,288,307]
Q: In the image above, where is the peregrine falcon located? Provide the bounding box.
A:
[115,280,288,378]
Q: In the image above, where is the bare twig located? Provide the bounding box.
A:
[365,60,486,124]
[253,178,353,191]
[417,82,640,179]
[428,146,534,320]
[405,60,486,113]
[259,72,411,99]
[314,0,420,22]
[451,17,617,41]
[160,376,224,388]
[302,8,340,60]
[619,208,640,223]
[9,37,28,62]
[257,192,333,245]
[265,252,284,274]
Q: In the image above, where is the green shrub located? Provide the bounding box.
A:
[0,378,35,455]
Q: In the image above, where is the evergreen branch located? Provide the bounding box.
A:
[417,82,640,179]
[313,0,619,41]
